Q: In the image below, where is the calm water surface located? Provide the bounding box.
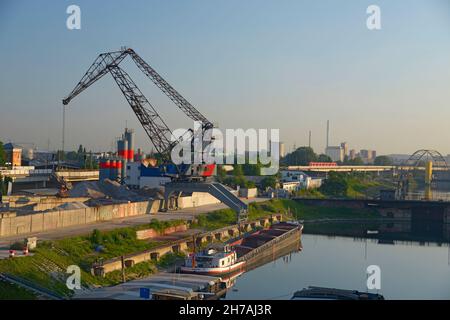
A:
[225,233,450,300]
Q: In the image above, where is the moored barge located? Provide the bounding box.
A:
[181,244,246,276]
[181,221,303,276]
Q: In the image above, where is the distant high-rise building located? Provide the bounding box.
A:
[279,142,286,158]
[340,142,348,157]
[360,149,369,159]
[326,120,330,148]
[360,149,377,164]
[349,149,356,160]
[3,143,22,167]
[325,146,344,162]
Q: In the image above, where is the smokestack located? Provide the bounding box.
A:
[309,130,311,148]
[326,120,329,148]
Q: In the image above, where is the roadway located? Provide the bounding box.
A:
[0,197,267,247]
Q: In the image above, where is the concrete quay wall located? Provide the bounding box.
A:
[0,200,160,238]
[92,214,283,276]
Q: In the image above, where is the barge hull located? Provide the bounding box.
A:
[234,222,303,269]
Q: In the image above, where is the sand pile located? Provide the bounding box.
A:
[69,179,153,202]
[53,201,89,210]
[97,179,138,200]
[68,181,105,198]
[135,187,164,199]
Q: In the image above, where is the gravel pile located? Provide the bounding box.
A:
[53,201,89,210]
[68,179,153,202]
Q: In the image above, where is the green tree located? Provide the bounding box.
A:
[317,154,332,163]
[319,172,349,197]
[233,164,244,177]
[216,165,227,182]
[374,155,393,166]
[242,163,261,176]
[261,176,277,189]
[65,151,78,161]
[281,147,317,166]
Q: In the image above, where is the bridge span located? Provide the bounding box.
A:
[0,167,99,184]
[285,165,448,173]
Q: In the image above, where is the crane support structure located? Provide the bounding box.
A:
[63,48,247,220]
[164,181,248,222]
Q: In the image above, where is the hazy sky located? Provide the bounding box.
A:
[1,0,449,156]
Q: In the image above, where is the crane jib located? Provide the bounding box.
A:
[62,48,216,180]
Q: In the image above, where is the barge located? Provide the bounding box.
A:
[233,221,303,269]
[181,244,245,276]
[181,222,303,276]
[291,286,385,300]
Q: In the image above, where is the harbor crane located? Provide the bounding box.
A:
[63,48,247,221]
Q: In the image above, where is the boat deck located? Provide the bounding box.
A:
[74,272,225,300]
[234,222,302,259]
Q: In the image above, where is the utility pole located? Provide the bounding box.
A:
[60,105,66,168]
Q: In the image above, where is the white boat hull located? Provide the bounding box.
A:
[180,261,246,275]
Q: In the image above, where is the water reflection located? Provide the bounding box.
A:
[305,220,450,244]
[224,221,450,300]
[406,182,450,201]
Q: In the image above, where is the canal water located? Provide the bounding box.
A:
[225,229,450,300]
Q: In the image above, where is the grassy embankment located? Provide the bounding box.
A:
[0,280,37,300]
[296,174,396,199]
[0,219,186,299]
[192,199,379,230]
[345,176,394,198]
[0,199,378,299]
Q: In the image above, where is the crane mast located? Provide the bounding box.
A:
[63,48,248,220]
[107,65,175,158]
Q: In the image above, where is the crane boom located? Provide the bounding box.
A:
[62,48,213,175]
[63,48,212,131]
[62,50,128,105]
[62,48,247,218]
[107,65,175,158]
[129,50,213,129]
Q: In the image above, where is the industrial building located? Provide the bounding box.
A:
[99,128,138,182]
[279,142,286,158]
[325,146,345,162]
[124,162,170,190]
[360,149,377,164]
[280,170,323,190]
[3,143,22,167]
[324,120,346,162]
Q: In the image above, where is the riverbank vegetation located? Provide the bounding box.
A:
[192,199,379,230]
[0,198,380,299]
[318,172,395,199]
[0,280,37,299]
[0,225,176,298]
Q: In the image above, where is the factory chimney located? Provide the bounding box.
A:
[326,120,329,148]
[308,130,311,148]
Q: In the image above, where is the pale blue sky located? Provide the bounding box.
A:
[0,0,449,155]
